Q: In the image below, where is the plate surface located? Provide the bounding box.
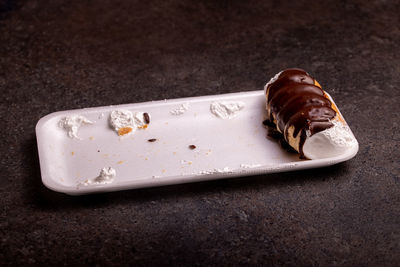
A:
[36,91,358,195]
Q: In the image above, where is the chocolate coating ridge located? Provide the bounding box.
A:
[267,69,314,100]
[265,68,336,157]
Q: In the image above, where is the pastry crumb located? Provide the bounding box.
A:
[118,127,133,136]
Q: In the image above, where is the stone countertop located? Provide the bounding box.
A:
[1,0,399,265]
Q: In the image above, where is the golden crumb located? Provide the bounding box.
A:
[118,127,133,136]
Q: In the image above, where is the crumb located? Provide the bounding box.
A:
[148,138,157,142]
[117,160,124,164]
[138,124,148,129]
[188,145,196,150]
[143,112,150,124]
[118,127,133,136]
[71,151,75,156]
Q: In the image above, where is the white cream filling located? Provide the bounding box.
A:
[210,101,245,119]
[303,120,358,159]
[58,115,93,139]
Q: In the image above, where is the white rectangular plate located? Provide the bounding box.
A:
[36,91,358,195]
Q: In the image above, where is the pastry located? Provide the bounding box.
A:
[264,68,358,159]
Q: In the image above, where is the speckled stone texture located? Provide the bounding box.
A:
[1,0,399,266]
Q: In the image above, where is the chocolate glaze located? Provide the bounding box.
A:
[265,68,336,157]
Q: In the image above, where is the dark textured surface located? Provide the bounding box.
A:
[1,0,399,266]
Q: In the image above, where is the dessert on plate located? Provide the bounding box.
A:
[264,68,358,159]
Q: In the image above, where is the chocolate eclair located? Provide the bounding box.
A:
[264,68,358,159]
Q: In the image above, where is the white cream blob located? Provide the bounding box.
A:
[109,110,149,135]
[81,167,116,186]
[303,120,358,159]
[198,167,232,175]
[110,110,135,132]
[210,101,245,119]
[170,103,190,115]
[58,115,93,139]
[133,111,149,128]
